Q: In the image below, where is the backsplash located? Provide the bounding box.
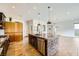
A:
[0,29,4,35]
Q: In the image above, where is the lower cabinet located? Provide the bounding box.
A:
[0,39,10,56]
[29,35,38,49]
[29,34,47,56]
[37,38,47,55]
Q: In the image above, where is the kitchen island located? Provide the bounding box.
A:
[28,34,59,56]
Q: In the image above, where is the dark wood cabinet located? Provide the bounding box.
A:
[0,12,6,29]
[1,39,10,56]
[0,12,6,22]
[0,36,10,56]
[37,38,47,56]
[29,35,38,49]
[0,23,3,29]
[28,34,47,56]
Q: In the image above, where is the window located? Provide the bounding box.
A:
[74,24,79,36]
[74,24,79,29]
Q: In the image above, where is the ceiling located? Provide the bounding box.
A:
[0,3,79,23]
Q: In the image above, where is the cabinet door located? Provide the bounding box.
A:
[15,22,23,41]
[15,22,23,33]
[4,22,15,33]
[38,39,41,53]
[41,39,45,55]
[34,37,37,49]
[4,22,23,42]
[38,39,46,55]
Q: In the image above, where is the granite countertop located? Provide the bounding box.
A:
[34,34,59,40]
[31,34,47,40]
[29,34,59,41]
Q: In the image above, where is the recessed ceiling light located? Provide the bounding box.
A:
[33,6,37,10]
[66,11,70,15]
[12,6,15,9]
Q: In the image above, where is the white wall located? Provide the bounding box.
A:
[55,20,74,37]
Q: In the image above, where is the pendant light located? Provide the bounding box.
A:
[47,6,56,38]
[9,17,12,22]
[47,6,53,39]
[37,12,41,35]
[47,6,52,24]
[47,6,58,56]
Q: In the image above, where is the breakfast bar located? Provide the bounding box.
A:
[28,34,58,56]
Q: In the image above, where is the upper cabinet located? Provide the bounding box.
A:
[0,12,6,29]
[4,22,23,42]
[15,22,23,33]
[4,22,15,33]
[0,12,6,22]
[4,22,23,33]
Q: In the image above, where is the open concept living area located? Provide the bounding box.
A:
[0,3,79,56]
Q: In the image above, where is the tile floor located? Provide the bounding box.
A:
[57,36,79,56]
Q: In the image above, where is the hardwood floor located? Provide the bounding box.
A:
[6,39,41,56]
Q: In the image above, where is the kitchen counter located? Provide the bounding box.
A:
[34,35,47,40]
[28,34,59,56]
[0,35,9,56]
[0,37,7,46]
[0,48,3,55]
[0,35,9,46]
